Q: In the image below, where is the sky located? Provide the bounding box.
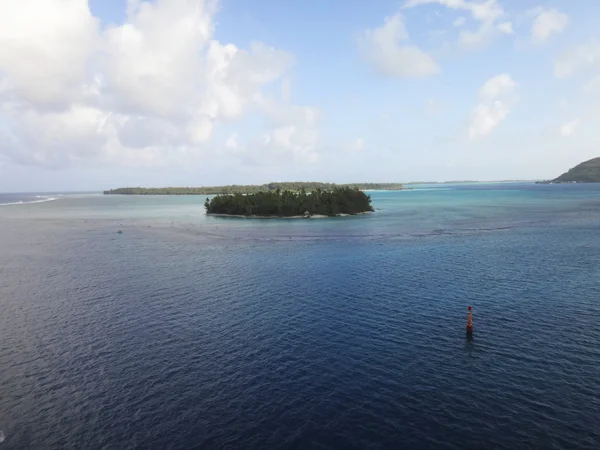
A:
[1,0,599,191]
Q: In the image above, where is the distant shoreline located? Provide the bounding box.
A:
[405,180,538,184]
[103,182,406,196]
[101,181,547,196]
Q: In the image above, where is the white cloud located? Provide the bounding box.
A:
[0,0,318,168]
[1,103,108,166]
[347,138,365,152]
[478,74,517,100]
[268,128,320,163]
[358,13,439,78]
[554,41,600,79]
[404,0,511,51]
[225,133,239,150]
[0,0,100,107]
[404,0,504,22]
[497,22,514,35]
[281,78,292,103]
[228,95,322,165]
[453,17,466,27]
[468,74,518,141]
[258,123,320,164]
[531,8,569,43]
[559,119,581,137]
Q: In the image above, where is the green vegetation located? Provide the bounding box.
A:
[546,157,600,183]
[103,182,404,196]
[204,187,374,217]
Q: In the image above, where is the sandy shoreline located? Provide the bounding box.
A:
[206,212,372,219]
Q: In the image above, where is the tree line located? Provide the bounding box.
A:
[204,187,374,217]
[103,182,404,196]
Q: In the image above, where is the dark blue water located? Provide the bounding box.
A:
[1,184,600,449]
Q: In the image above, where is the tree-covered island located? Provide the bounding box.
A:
[204,187,374,218]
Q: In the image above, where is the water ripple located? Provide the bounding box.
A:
[1,191,600,448]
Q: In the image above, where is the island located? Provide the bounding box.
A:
[204,187,374,218]
[103,182,405,195]
[537,157,600,184]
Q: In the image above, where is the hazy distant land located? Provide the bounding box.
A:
[103,182,406,196]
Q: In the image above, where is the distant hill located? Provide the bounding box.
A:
[552,157,600,183]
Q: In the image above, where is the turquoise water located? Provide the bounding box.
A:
[1,183,600,449]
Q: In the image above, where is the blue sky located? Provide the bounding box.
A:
[1,0,599,191]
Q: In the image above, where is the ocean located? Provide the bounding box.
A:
[0,183,599,449]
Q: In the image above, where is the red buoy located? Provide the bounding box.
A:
[466,306,473,335]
